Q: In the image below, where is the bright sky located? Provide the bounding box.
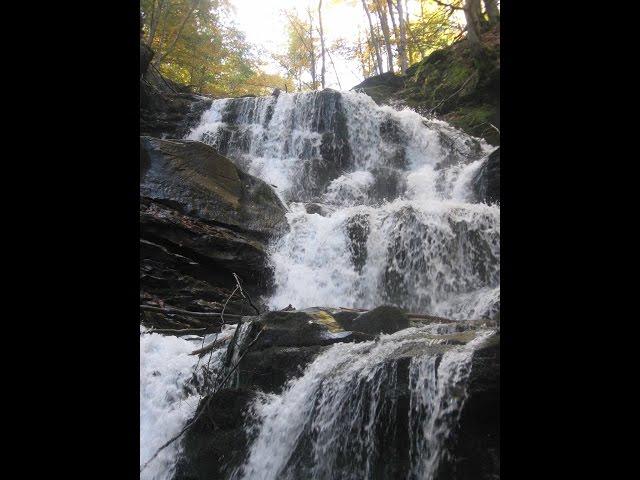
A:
[231,0,425,90]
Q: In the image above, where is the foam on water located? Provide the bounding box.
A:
[232,325,495,480]
[188,90,499,318]
[140,325,237,478]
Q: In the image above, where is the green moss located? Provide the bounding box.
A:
[360,84,402,105]
[445,104,499,145]
[354,23,500,144]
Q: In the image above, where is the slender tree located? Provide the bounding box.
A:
[386,0,400,49]
[395,0,409,71]
[462,0,483,49]
[361,0,384,74]
[318,0,326,89]
[374,0,394,72]
[483,0,500,25]
[307,8,318,89]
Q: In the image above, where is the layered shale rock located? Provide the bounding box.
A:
[140,137,287,329]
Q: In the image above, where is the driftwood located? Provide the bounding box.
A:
[406,313,454,324]
[141,326,216,335]
[337,306,453,323]
[140,304,243,322]
[190,337,229,356]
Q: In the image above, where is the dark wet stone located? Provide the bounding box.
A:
[472,147,500,204]
[174,388,258,480]
[346,213,370,273]
[350,305,409,335]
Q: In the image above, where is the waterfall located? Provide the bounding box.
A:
[144,89,503,479]
[187,90,500,319]
[231,325,495,480]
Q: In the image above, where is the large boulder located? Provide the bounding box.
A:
[140,137,288,329]
[140,137,287,239]
[216,309,376,394]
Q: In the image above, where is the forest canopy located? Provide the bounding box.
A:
[140,0,499,97]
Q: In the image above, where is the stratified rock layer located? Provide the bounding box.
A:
[140,137,287,328]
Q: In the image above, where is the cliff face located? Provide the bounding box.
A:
[353,24,500,146]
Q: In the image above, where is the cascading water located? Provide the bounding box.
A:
[187,90,499,319]
[231,325,495,480]
[138,89,501,480]
[140,325,238,478]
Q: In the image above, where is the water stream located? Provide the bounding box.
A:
[140,89,500,479]
[187,90,499,319]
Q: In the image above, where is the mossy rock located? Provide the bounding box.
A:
[352,23,500,145]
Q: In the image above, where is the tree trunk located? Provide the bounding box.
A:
[307,9,317,90]
[357,36,368,78]
[374,0,394,72]
[326,47,342,89]
[483,0,500,25]
[463,0,483,50]
[386,0,400,50]
[147,0,164,48]
[318,0,326,89]
[395,0,409,72]
[361,0,384,75]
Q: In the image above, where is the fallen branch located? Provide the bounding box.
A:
[407,313,454,324]
[336,306,368,312]
[232,273,261,315]
[190,337,229,356]
[140,304,244,322]
[141,327,218,335]
[428,71,477,116]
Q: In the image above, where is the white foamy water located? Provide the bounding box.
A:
[140,325,237,479]
[188,90,499,318]
[232,325,495,480]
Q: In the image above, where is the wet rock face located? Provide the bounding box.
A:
[140,137,288,329]
[346,213,370,273]
[472,147,500,204]
[140,137,288,239]
[174,388,258,480]
[369,166,408,202]
[435,334,500,480]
